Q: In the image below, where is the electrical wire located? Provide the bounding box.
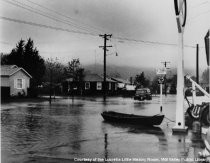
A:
[2,0,99,34]
[25,0,105,34]
[0,16,204,49]
[113,36,204,49]
[1,0,207,49]
[0,16,97,36]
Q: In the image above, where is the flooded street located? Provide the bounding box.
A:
[1,95,205,163]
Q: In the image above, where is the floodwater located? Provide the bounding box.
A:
[1,95,205,163]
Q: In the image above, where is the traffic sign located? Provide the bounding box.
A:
[158,77,164,84]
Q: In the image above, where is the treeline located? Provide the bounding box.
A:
[1,38,84,96]
[133,72,177,94]
[1,38,209,96]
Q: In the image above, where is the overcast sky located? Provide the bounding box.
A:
[0,0,210,71]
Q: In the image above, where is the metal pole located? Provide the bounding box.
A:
[173,32,187,132]
[209,30,210,120]
[104,34,107,99]
[196,44,199,84]
[186,75,210,98]
[49,67,52,103]
[192,82,196,105]
[99,34,112,100]
[164,75,167,96]
[160,83,163,112]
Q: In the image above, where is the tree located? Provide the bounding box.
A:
[1,38,46,87]
[134,72,150,88]
[202,68,209,84]
[168,75,177,94]
[43,58,65,84]
[1,53,9,64]
[151,77,159,94]
[65,58,84,81]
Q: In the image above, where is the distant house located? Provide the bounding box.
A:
[1,65,32,98]
[111,77,136,96]
[111,77,131,90]
[63,74,117,95]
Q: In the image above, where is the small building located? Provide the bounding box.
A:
[111,77,136,96]
[83,74,117,95]
[62,74,117,95]
[111,77,131,90]
[1,65,32,98]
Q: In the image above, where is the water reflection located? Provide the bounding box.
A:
[25,107,43,131]
[104,133,108,160]
[1,96,205,162]
[102,121,168,152]
[133,102,147,110]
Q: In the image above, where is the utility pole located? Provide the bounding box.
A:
[172,0,188,133]
[50,67,52,103]
[99,34,112,100]
[48,58,53,104]
[196,44,199,84]
[161,61,170,96]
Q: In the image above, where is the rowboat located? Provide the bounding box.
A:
[101,111,164,126]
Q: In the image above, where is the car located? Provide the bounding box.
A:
[134,88,152,101]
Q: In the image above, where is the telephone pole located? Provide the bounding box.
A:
[196,44,199,84]
[99,34,112,99]
[161,61,170,96]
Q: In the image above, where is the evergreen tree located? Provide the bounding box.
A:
[1,38,46,87]
[134,72,150,88]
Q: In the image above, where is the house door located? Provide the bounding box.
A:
[1,87,10,99]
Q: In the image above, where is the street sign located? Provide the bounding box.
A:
[174,0,187,27]
[156,68,166,75]
[174,0,187,33]
[158,77,164,84]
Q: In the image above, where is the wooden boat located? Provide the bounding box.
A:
[101,111,164,126]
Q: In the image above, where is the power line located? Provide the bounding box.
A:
[113,36,204,49]
[0,16,204,49]
[2,0,98,34]
[190,1,208,9]
[0,16,97,36]
[25,0,105,34]
[113,36,177,46]
[189,9,210,20]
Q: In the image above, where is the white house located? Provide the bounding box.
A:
[1,65,32,97]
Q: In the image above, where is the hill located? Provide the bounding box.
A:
[83,64,181,81]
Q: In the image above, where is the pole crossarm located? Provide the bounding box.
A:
[161,61,170,68]
[185,75,210,98]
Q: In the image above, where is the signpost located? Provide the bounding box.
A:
[172,0,188,133]
[156,68,166,113]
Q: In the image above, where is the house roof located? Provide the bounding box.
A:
[111,77,130,84]
[84,74,116,82]
[1,65,32,78]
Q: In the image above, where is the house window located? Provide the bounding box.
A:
[97,82,102,90]
[109,83,111,90]
[85,82,90,89]
[16,79,24,89]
